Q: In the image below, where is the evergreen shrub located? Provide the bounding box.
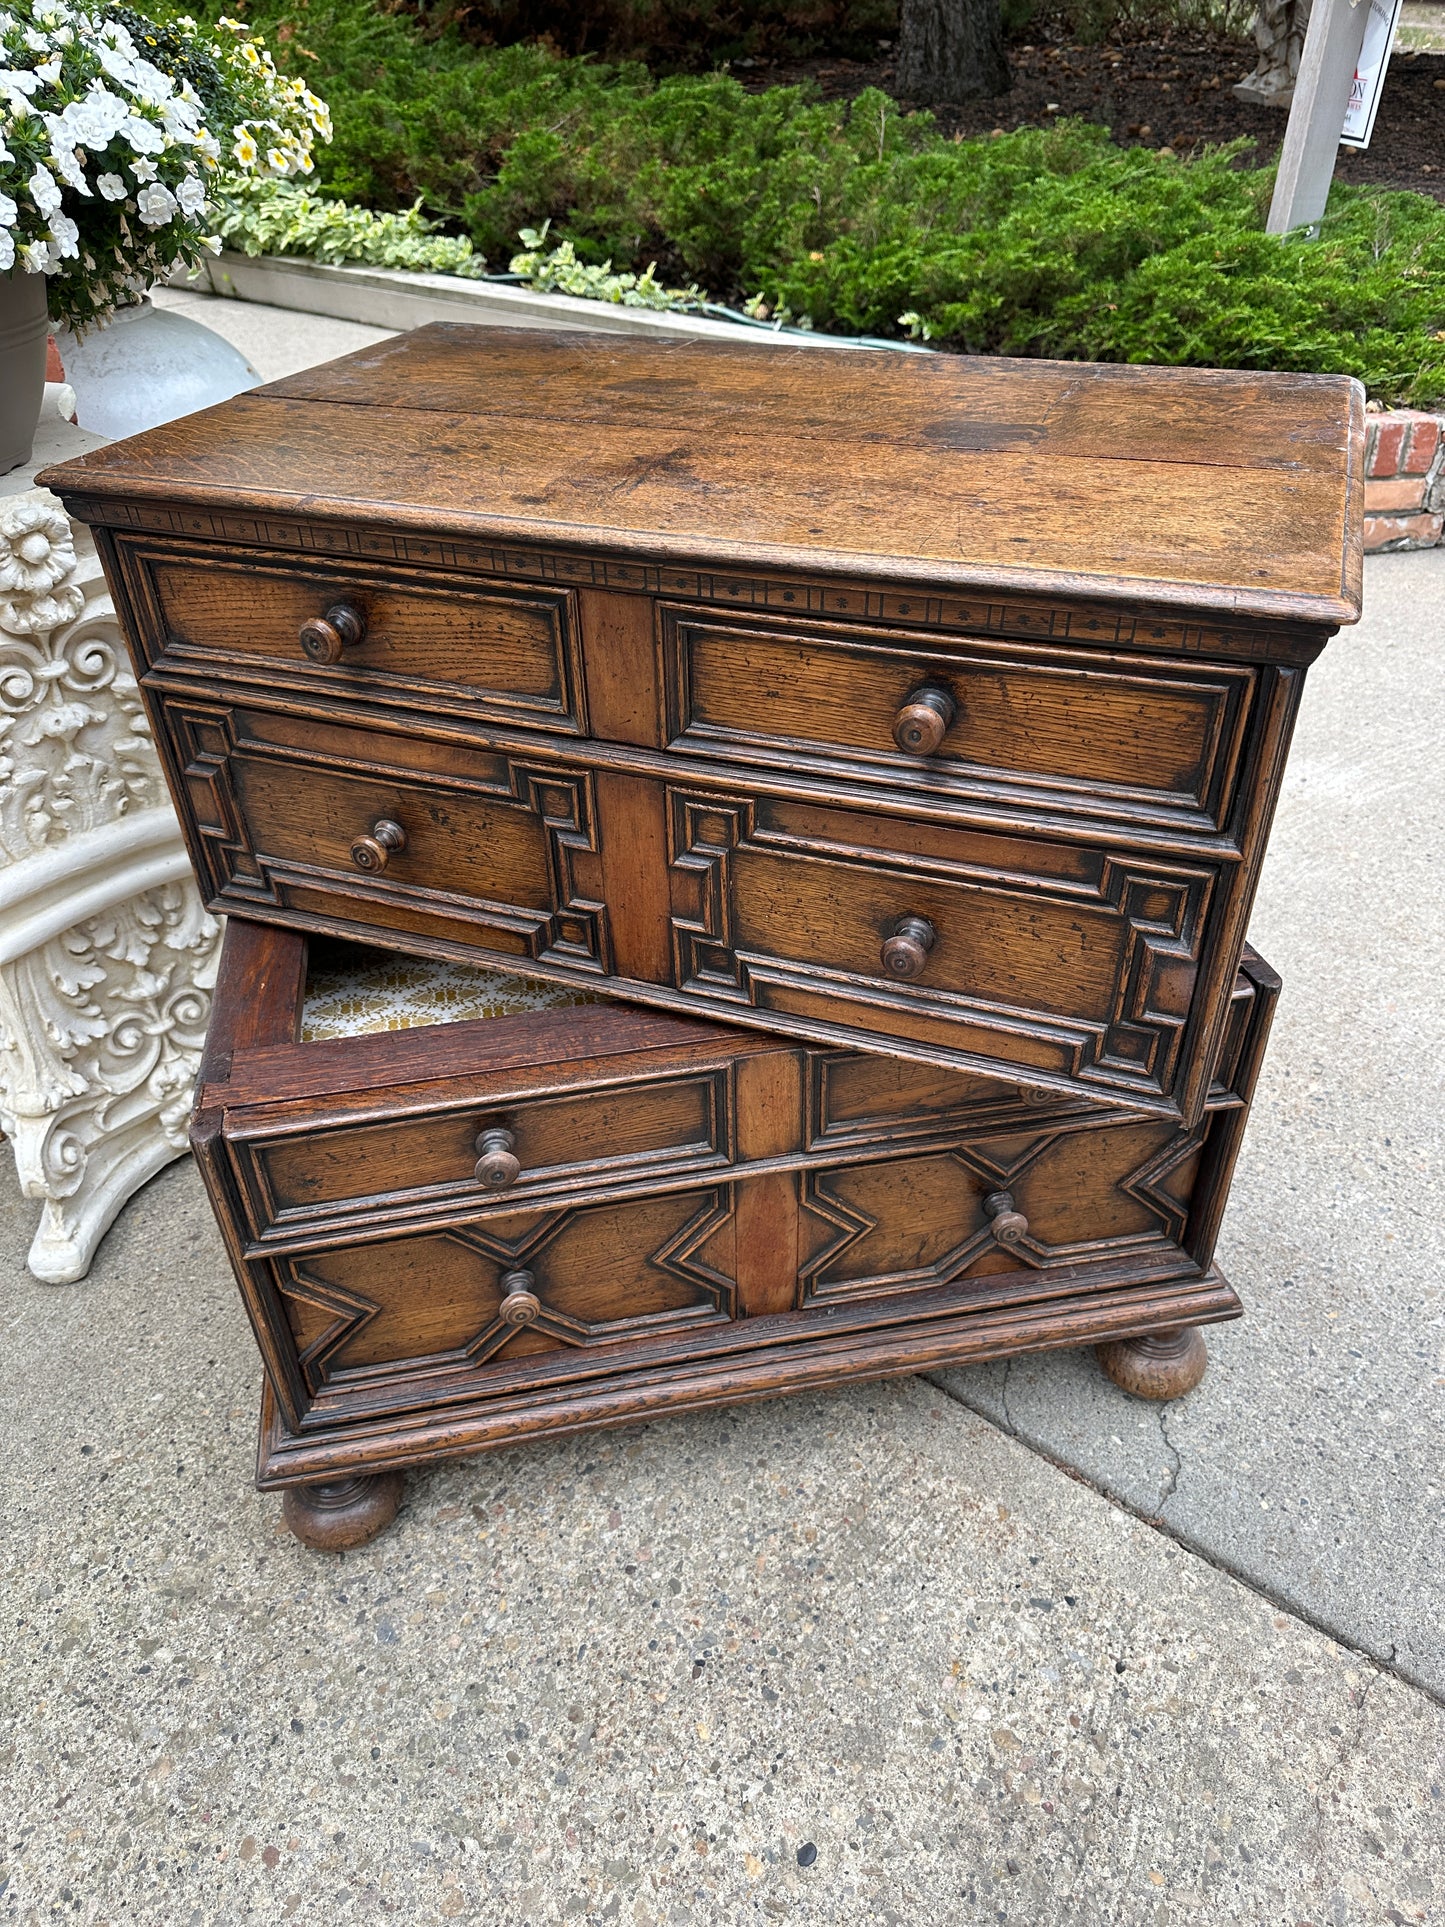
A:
[201,0,1445,403]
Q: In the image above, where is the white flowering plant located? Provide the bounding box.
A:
[0,1,330,333]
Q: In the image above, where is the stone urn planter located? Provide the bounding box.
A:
[0,267,50,475]
[55,296,261,441]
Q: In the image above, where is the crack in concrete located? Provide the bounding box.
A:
[1156,1402,1183,1509]
[927,1375,1445,1710]
[997,1357,1019,1439]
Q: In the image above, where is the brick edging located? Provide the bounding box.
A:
[1364,409,1445,552]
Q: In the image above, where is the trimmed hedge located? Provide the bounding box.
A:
[201,2,1445,402]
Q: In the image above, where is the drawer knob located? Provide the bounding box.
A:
[474,1126,522,1190]
[350,818,406,873]
[499,1268,541,1327]
[984,1189,1030,1245]
[881,914,936,980]
[299,601,366,665]
[893,685,956,757]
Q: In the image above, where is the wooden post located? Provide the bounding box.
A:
[1266,0,1371,235]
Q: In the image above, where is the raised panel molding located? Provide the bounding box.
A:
[166,698,613,973]
[665,783,1216,1106]
[279,1188,739,1402]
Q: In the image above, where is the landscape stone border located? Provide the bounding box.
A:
[1363,407,1445,551]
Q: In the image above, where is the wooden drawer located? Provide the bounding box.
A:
[799,1113,1210,1307]
[194,922,1272,1456]
[205,936,780,1249]
[278,1184,742,1419]
[661,605,1256,837]
[160,695,614,977]
[111,538,587,735]
[666,785,1227,1116]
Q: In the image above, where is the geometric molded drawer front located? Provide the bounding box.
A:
[164,695,611,976]
[798,1115,1200,1307]
[661,606,1256,838]
[277,1187,738,1417]
[121,541,587,736]
[668,785,1218,1113]
[240,1068,733,1242]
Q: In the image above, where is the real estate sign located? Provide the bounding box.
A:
[1339,0,1405,148]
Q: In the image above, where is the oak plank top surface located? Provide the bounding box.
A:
[41,324,1366,626]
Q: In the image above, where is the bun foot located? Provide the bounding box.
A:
[1096,1325,1208,1401]
[282,1471,404,1550]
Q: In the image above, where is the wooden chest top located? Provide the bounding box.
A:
[42,324,1366,630]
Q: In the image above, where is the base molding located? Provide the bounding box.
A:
[256,1269,1242,1488]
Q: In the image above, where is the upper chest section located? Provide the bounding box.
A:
[42,323,1365,630]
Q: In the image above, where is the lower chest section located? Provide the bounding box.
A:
[196,931,1273,1477]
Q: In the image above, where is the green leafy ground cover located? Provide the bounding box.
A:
[205,1,1445,403]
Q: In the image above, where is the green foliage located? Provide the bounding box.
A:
[176,0,1445,403]
[508,222,703,307]
[212,176,491,273]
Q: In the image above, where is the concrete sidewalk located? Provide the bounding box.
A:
[2,1154,1442,1923]
[940,544,1445,1700]
[3,290,1442,1921]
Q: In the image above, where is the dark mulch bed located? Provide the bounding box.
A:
[740,31,1445,203]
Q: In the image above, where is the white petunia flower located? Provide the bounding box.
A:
[129,155,157,181]
[20,238,52,272]
[0,229,13,271]
[27,163,61,216]
[121,112,163,154]
[97,42,139,88]
[135,179,177,227]
[0,191,15,227]
[176,173,206,217]
[48,210,79,257]
[96,171,127,200]
[129,55,174,106]
[49,83,129,149]
[161,93,200,138]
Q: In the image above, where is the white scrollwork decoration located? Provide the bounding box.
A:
[0,487,220,1283]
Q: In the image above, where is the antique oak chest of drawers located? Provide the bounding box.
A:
[43,326,1363,1545]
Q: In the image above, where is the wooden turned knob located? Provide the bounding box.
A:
[881,914,936,980]
[893,685,956,756]
[474,1126,521,1190]
[350,818,406,873]
[984,1189,1029,1245]
[298,601,366,665]
[499,1269,541,1326]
